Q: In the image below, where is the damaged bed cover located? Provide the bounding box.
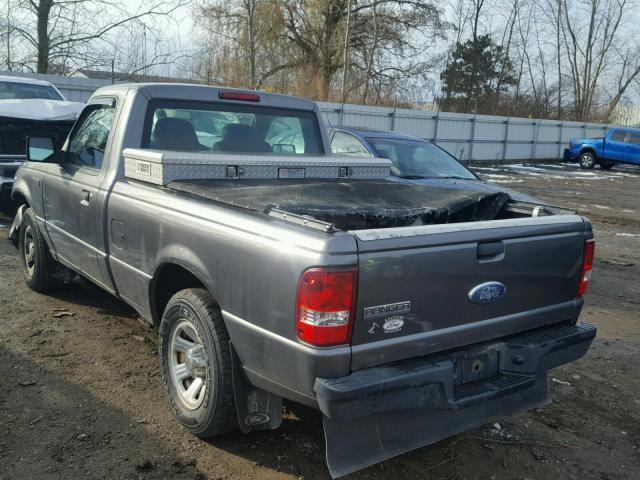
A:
[168,179,512,231]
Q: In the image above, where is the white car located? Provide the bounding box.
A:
[0,75,84,198]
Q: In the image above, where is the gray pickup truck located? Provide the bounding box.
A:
[8,83,596,478]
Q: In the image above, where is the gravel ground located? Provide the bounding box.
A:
[1,161,639,480]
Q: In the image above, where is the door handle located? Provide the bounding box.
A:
[81,189,93,206]
[477,241,505,262]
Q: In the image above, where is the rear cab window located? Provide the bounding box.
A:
[142,100,323,155]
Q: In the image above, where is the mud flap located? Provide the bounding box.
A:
[322,374,550,478]
[8,204,25,247]
[230,343,282,433]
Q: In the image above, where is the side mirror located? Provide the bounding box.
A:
[272,143,296,154]
[27,136,57,162]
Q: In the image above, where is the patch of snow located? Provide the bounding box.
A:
[538,163,569,169]
[488,422,516,439]
[487,179,523,184]
[482,174,511,179]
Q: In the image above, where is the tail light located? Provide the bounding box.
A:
[578,239,595,296]
[296,267,357,347]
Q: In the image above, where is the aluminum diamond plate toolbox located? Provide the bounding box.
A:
[123,148,391,186]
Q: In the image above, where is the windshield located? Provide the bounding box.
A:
[143,100,322,155]
[367,137,476,180]
[0,81,63,100]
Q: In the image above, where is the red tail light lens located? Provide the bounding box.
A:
[296,267,357,347]
[218,91,260,102]
[578,239,595,296]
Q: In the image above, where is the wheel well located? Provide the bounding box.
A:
[150,263,208,326]
[11,191,29,207]
[580,148,597,159]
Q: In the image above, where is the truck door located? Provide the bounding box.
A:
[606,130,629,162]
[627,132,640,165]
[42,98,116,291]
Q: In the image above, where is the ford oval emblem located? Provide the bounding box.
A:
[468,281,506,305]
[245,412,270,426]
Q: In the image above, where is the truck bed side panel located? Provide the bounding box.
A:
[106,180,358,397]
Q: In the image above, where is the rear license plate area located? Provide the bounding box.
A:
[453,348,500,386]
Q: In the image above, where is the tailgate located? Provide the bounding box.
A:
[350,215,589,370]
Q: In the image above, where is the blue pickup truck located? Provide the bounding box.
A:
[564,127,640,169]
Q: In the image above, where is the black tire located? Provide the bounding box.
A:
[600,162,614,170]
[18,207,64,293]
[579,151,596,169]
[159,288,237,438]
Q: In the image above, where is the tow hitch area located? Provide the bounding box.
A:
[315,322,596,478]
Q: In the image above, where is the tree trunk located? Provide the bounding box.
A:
[362,1,379,104]
[467,0,485,112]
[319,69,332,101]
[556,0,562,119]
[36,0,53,73]
[245,0,257,88]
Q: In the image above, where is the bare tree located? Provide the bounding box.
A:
[197,0,301,89]
[560,0,634,120]
[604,45,640,119]
[9,0,187,74]
[494,0,520,105]
[279,0,445,101]
[1,0,12,70]
[555,0,562,118]
[200,0,260,88]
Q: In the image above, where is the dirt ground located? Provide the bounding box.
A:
[1,161,639,480]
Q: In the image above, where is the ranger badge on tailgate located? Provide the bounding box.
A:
[364,301,410,335]
[364,301,411,319]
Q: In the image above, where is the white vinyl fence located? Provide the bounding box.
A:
[1,70,613,161]
[320,102,609,161]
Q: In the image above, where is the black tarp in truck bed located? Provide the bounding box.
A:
[168,179,511,230]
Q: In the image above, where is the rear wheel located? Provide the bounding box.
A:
[579,151,596,169]
[159,288,237,437]
[18,208,64,293]
[600,162,614,170]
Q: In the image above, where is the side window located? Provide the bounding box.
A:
[330,131,370,157]
[629,133,640,144]
[611,131,627,142]
[67,102,116,170]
